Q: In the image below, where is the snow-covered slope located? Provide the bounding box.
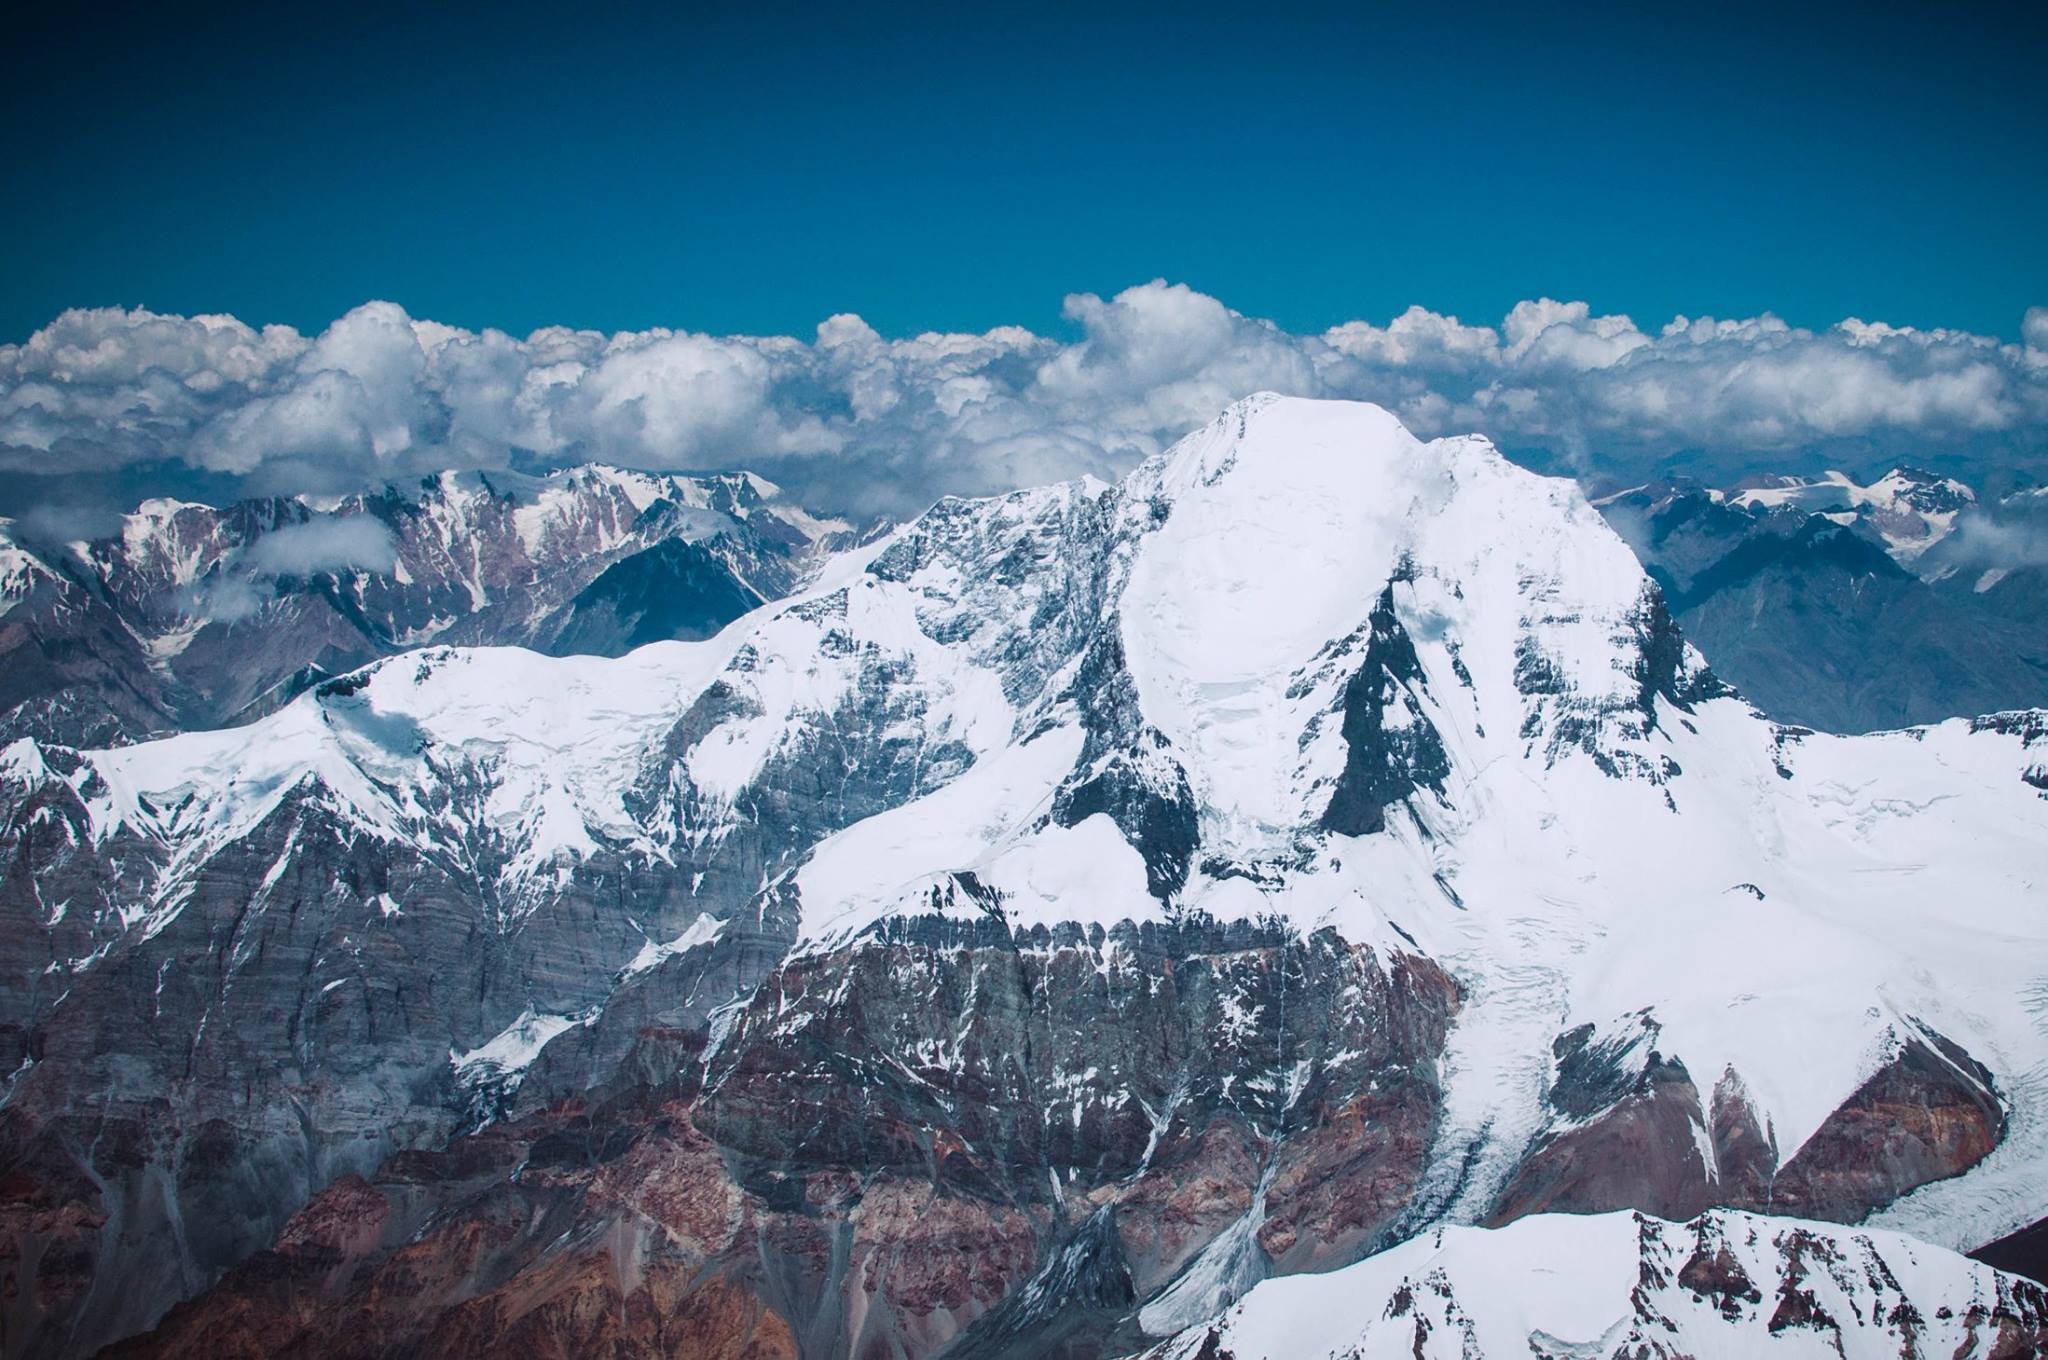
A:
[1146,1207,2047,1359]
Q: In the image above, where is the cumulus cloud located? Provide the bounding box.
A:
[2026,306,2048,354]
[2,283,2044,515]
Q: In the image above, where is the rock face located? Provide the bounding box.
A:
[1,397,2046,1357]
[1147,1208,2048,1360]
[109,925,1457,1360]
[0,465,846,749]
[1491,1020,2007,1227]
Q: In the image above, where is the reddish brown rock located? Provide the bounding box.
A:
[0,1136,107,1353]
[1256,1075,1438,1271]
[1488,1058,1714,1224]
[274,1175,391,1263]
[95,930,1466,1360]
[1766,1033,2003,1222]
[842,1178,1040,1356]
[1493,1027,2004,1233]
[1113,1122,1261,1297]
[584,1103,742,1262]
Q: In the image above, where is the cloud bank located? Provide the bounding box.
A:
[4,284,2044,515]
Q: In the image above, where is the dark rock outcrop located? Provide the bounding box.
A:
[1319,583,1449,836]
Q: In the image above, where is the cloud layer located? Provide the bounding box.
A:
[4,284,2044,515]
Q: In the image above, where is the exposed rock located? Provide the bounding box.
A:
[1319,581,1450,837]
[1493,1021,2004,1230]
[1768,1030,2004,1223]
[102,927,1459,1360]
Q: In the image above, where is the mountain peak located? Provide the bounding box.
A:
[1151,394,1453,492]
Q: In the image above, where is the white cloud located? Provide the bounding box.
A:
[181,575,266,624]
[2,283,2043,515]
[2025,306,2048,353]
[192,368,381,474]
[167,512,399,624]
[242,515,398,576]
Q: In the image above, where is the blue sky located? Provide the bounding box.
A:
[6,0,2044,345]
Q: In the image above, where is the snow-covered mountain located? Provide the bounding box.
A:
[1721,465,1977,562]
[0,464,852,748]
[1146,1208,2047,1359]
[3,397,2045,1358]
[1598,464,1983,569]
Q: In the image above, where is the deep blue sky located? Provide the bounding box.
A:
[5,0,2044,345]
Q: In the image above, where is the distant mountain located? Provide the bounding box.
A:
[1720,464,1977,561]
[4,398,2043,1358]
[1596,468,2048,732]
[0,467,856,748]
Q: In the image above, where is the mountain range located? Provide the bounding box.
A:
[0,396,2044,1358]
[1596,465,2048,732]
[0,466,856,750]
[5,452,2043,760]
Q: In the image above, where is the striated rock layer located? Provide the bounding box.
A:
[110,924,1456,1359]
